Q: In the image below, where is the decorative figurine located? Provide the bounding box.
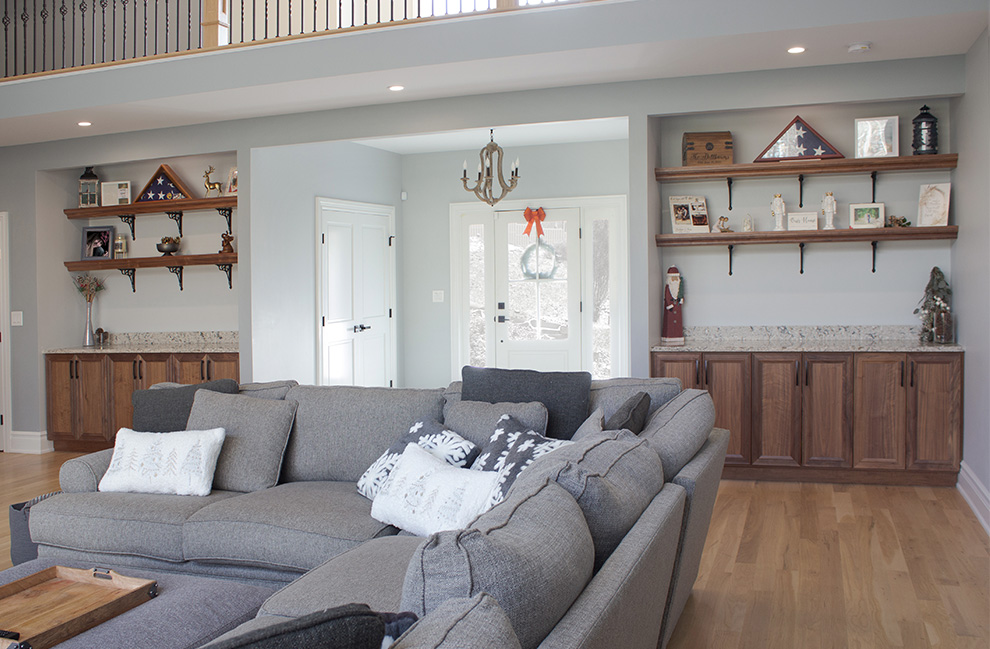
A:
[771,193,786,231]
[220,232,235,253]
[743,214,754,232]
[914,266,952,343]
[661,267,684,347]
[716,216,733,232]
[204,166,224,197]
[113,235,128,259]
[886,215,911,228]
[912,105,938,155]
[821,192,837,230]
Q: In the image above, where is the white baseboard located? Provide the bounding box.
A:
[957,461,990,536]
[8,431,54,454]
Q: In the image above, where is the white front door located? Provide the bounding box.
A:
[493,207,582,372]
[317,199,395,387]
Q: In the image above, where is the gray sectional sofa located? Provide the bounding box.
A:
[29,376,728,649]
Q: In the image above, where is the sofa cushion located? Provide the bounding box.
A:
[392,594,522,649]
[509,430,664,571]
[371,444,498,536]
[131,379,240,432]
[401,479,593,649]
[603,391,651,434]
[571,407,605,441]
[203,603,385,649]
[183,482,399,572]
[639,389,716,479]
[260,535,425,617]
[282,386,445,483]
[461,366,592,440]
[28,490,237,562]
[442,400,548,447]
[238,380,299,400]
[98,427,225,496]
[186,391,297,493]
[588,378,682,423]
[357,420,480,500]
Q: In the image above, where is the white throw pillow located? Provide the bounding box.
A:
[371,443,499,536]
[99,427,226,496]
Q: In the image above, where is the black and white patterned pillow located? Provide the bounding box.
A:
[471,414,574,505]
[357,420,480,500]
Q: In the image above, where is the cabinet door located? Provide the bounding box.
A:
[803,353,853,468]
[907,353,962,471]
[651,352,702,389]
[138,354,171,388]
[704,353,751,465]
[75,355,110,443]
[108,354,141,434]
[853,353,906,469]
[171,353,210,384]
[206,353,240,382]
[752,353,801,466]
[45,355,76,441]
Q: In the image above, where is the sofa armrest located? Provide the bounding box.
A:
[59,448,114,492]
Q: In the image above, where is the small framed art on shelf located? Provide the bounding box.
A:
[669,195,710,233]
[849,203,885,229]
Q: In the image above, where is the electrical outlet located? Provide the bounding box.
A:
[432,290,444,303]
[11,311,23,327]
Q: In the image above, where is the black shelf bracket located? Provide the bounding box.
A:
[726,178,733,211]
[216,207,233,234]
[798,174,805,208]
[119,268,136,292]
[217,263,233,289]
[727,244,734,276]
[871,240,878,273]
[118,214,136,239]
[166,211,184,237]
[167,266,184,290]
[871,171,878,203]
[799,242,805,274]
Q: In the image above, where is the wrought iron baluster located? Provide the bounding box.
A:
[99,0,106,61]
[186,0,190,51]
[142,0,146,55]
[132,0,136,56]
[275,0,278,37]
[3,0,10,77]
[59,0,65,68]
[263,0,266,38]
[287,0,290,34]
[239,0,243,41]
[79,0,85,64]
[121,0,126,58]
[164,0,169,52]
[110,0,115,60]
[90,0,94,64]
[311,0,314,32]
[20,1,28,74]
[40,0,47,70]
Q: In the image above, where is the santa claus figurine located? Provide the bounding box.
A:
[662,266,685,346]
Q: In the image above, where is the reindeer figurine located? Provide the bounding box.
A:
[204,166,224,197]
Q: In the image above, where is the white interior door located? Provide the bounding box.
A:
[317,199,395,387]
[494,208,582,371]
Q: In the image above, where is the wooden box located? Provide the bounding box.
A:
[682,131,733,166]
[0,566,157,649]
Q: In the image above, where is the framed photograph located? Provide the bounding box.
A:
[225,167,238,195]
[100,180,131,206]
[787,211,819,231]
[855,116,899,158]
[918,183,950,226]
[849,203,885,229]
[82,226,115,259]
[669,195,710,233]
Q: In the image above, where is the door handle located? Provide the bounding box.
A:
[695,359,700,387]
[206,360,212,381]
[497,316,507,323]
[201,360,206,381]
[133,360,137,381]
[353,324,372,332]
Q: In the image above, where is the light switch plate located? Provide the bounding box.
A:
[11,311,23,327]
[432,290,444,303]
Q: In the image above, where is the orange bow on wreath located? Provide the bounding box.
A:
[523,207,546,238]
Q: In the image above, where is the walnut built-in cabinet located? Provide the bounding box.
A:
[46,351,239,452]
[651,350,963,486]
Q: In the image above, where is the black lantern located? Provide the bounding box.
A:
[78,166,100,207]
[912,105,938,155]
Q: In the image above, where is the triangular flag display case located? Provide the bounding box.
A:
[754,116,844,162]
[134,164,197,202]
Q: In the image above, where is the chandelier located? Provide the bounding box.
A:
[461,129,519,206]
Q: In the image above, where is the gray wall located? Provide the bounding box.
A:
[250,140,402,384]
[950,29,990,504]
[397,139,630,388]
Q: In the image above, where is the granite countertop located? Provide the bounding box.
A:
[650,325,964,353]
[46,331,239,355]
[651,340,962,353]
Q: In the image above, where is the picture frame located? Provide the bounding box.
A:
[855,116,899,158]
[787,211,819,231]
[225,167,238,195]
[100,180,131,206]
[918,183,950,226]
[669,195,710,233]
[82,226,115,260]
[849,203,885,229]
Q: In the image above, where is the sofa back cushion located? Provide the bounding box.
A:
[639,389,716,480]
[588,378,682,424]
[401,479,593,649]
[282,386,445,483]
[392,594,521,649]
[238,380,299,400]
[442,400,548,447]
[509,430,664,571]
[186,390,298,492]
[132,379,240,432]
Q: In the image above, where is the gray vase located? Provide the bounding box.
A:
[84,300,95,347]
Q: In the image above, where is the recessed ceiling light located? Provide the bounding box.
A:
[77,121,92,126]
[388,85,405,92]
[787,46,806,54]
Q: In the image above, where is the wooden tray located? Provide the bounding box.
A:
[0,566,157,649]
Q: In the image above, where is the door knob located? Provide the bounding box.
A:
[353,324,372,332]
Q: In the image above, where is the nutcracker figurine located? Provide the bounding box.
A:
[661,266,685,346]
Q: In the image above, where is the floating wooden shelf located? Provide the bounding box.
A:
[64,196,237,219]
[655,154,958,181]
[65,253,237,291]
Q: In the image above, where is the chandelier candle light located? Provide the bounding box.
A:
[462,129,519,206]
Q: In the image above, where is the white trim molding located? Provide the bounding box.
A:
[8,431,54,454]
[957,461,990,535]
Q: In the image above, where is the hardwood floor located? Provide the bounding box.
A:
[669,480,990,649]
[1,454,987,647]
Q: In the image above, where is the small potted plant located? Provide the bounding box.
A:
[914,266,952,343]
